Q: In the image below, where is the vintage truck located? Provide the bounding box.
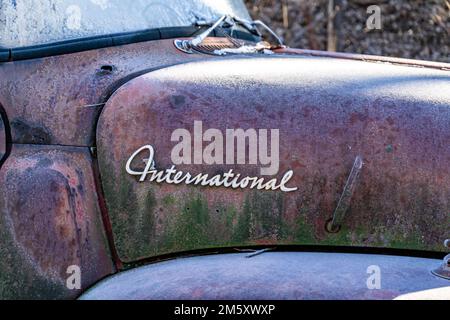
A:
[0,0,448,299]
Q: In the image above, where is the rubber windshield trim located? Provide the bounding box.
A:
[0,49,10,62]
[0,26,260,62]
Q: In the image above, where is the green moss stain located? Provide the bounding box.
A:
[156,193,242,253]
[154,191,290,254]
[210,204,236,244]
[162,194,175,206]
[233,196,251,242]
[232,191,286,243]
[321,226,351,246]
[164,194,211,250]
[293,213,316,244]
[98,149,448,260]
[99,158,157,261]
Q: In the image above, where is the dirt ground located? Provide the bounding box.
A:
[244,0,449,62]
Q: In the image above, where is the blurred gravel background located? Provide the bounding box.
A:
[244,0,449,62]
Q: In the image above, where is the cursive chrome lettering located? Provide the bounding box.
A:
[126,145,297,192]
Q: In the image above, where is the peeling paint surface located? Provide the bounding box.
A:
[97,56,450,263]
[0,144,114,299]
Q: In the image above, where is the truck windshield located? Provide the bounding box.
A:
[0,0,251,48]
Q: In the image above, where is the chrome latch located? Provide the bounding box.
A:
[326,156,363,233]
[432,239,450,280]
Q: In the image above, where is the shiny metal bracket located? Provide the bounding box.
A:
[432,239,450,280]
[326,156,363,233]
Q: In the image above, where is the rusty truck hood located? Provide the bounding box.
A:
[96,55,450,263]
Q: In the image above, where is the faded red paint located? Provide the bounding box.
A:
[0,34,449,298]
[0,38,214,299]
[0,145,114,299]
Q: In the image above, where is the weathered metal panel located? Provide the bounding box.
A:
[0,144,114,299]
[97,56,450,263]
[1,37,446,148]
[79,252,450,300]
[0,39,211,147]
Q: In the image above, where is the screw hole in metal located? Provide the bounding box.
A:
[99,65,114,73]
[325,219,341,233]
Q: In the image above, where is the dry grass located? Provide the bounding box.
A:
[244,0,449,62]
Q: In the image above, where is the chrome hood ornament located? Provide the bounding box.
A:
[432,239,450,280]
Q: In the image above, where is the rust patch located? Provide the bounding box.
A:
[0,144,114,299]
[97,57,450,262]
[11,119,52,144]
[0,39,213,147]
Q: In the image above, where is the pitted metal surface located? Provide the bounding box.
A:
[0,39,213,146]
[79,252,450,300]
[0,144,114,299]
[97,56,450,262]
[1,33,449,299]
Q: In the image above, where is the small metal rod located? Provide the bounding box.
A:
[82,102,106,108]
[327,156,363,233]
[252,20,284,46]
[174,15,227,54]
[245,248,273,258]
[191,15,227,47]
